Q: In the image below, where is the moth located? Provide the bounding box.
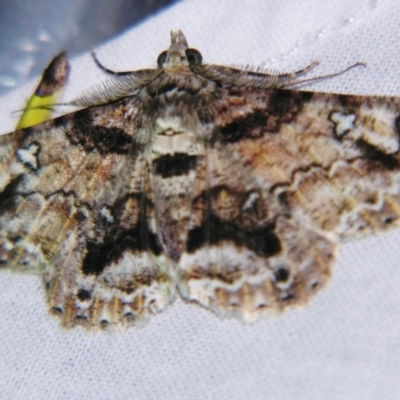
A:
[1,30,400,330]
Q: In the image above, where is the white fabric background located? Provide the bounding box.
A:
[1,1,400,399]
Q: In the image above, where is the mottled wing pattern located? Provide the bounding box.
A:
[2,29,400,330]
[177,88,400,322]
[0,98,175,329]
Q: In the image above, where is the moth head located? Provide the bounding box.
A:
[157,30,203,71]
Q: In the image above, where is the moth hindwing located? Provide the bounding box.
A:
[1,30,400,330]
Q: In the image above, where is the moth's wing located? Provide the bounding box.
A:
[0,98,175,330]
[177,88,400,322]
[265,92,400,240]
[176,143,337,322]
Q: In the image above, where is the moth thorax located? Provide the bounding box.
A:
[151,117,203,160]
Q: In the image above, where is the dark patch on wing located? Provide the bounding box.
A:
[65,109,132,154]
[356,139,400,170]
[219,110,268,143]
[266,90,312,131]
[337,94,363,109]
[395,115,400,138]
[0,175,25,211]
[337,94,354,108]
[186,214,281,257]
[82,224,161,275]
[276,191,292,215]
[76,208,89,222]
[81,195,162,276]
[281,293,296,302]
[77,289,92,301]
[274,267,290,282]
[218,90,312,142]
[199,263,242,285]
[153,153,198,178]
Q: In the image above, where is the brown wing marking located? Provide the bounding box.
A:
[0,99,175,330]
[177,87,400,321]
[177,142,336,322]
